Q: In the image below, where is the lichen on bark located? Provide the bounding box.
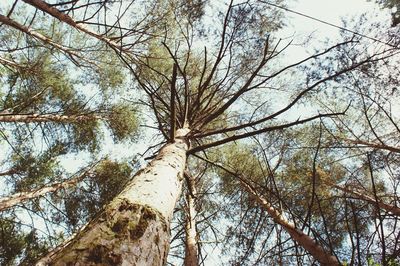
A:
[46,200,169,266]
[108,199,165,241]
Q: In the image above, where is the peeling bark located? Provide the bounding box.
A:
[36,128,189,266]
[240,180,340,266]
[184,174,198,266]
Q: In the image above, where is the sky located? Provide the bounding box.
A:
[276,0,387,61]
[284,0,379,33]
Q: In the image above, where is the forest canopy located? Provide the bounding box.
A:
[0,0,399,265]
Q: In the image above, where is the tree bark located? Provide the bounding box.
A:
[36,128,189,266]
[0,56,23,69]
[0,175,84,211]
[341,138,400,154]
[240,180,340,266]
[0,113,101,123]
[332,183,400,216]
[184,173,198,266]
[0,14,88,63]
[22,0,124,50]
[0,168,19,176]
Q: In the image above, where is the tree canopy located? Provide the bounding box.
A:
[0,0,399,265]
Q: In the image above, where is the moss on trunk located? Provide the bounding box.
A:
[46,200,169,266]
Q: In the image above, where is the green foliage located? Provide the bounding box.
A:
[0,49,141,151]
[368,257,382,266]
[0,218,49,266]
[84,47,127,93]
[97,63,125,91]
[171,0,208,23]
[209,142,265,195]
[62,160,132,230]
[0,52,104,151]
[91,160,133,204]
[208,126,380,262]
[18,230,50,266]
[1,53,75,112]
[9,143,65,192]
[0,219,25,266]
[0,1,398,265]
[367,256,400,266]
[0,12,143,260]
[70,119,101,152]
[107,104,139,141]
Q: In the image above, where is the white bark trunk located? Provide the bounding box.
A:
[22,0,124,51]
[0,113,101,123]
[0,14,88,63]
[36,128,189,266]
[0,175,84,211]
[184,174,198,266]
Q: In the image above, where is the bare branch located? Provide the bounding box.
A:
[190,111,346,154]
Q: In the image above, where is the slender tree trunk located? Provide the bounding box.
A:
[240,180,340,266]
[0,113,101,123]
[0,175,84,211]
[0,168,19,176]
[341,138,400,154]
[36,128,189,266]
[0,14,87,62]
[184,173,198,266]
[0,56,23,69]
[332,183,400,216]
[22,0,124,50]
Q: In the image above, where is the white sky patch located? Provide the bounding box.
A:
[274,0,388,62]
[285,0,379,34]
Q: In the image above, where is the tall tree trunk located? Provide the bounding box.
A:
[184,173,198,266]
[36,128,189,266]
[240,180,340,266]
[0,113,101,123]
